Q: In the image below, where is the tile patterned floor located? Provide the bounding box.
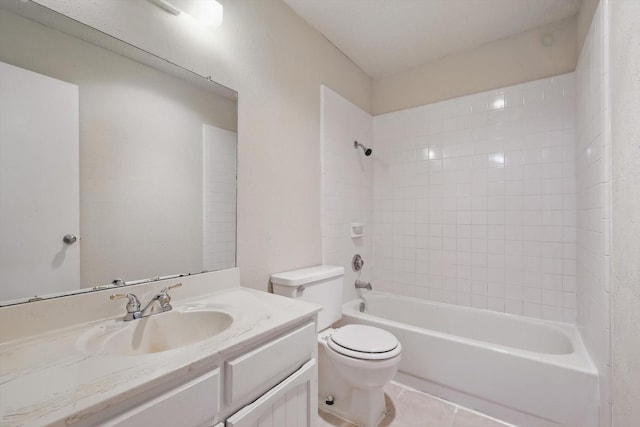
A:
[317,381,514,427]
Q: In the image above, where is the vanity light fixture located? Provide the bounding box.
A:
[148,0,223,29]
[148,0,181,15]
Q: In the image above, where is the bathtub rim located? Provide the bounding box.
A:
[342,292,597,375]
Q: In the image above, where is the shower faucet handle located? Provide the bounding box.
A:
[352,254,364,272]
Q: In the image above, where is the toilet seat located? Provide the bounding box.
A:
[327,325,401,360]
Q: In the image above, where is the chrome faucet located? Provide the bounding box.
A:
[355,280,372,290]
[110,293,141,321]
[110,282,182,321]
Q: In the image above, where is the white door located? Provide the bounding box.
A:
[0,60,80,301]
[202,124,237,272]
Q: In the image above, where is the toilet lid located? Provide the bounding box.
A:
[328,325,400,360]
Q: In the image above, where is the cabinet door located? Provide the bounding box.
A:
[226,359,316,427]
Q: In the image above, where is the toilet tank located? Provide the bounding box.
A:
[271,265,344,330]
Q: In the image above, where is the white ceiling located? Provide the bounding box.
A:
[283,0,581,78]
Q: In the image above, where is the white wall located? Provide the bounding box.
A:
[320,86,373,303]
[609,0,640,424]
[373,74,576,321]
[575,1,612,424]
[372,16,577,115]
[29,0,372,290]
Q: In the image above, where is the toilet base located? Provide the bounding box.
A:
[318,338,394,427]
[319,387,388,427]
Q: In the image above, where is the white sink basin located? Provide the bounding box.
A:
[78,309,233,356]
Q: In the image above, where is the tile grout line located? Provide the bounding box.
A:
[449,405,461,427]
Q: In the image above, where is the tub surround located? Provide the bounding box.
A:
[575,1,613,423]
[372,73,577,322]
[340,292,598,427]
[0,268,321,426]
[321,74,578,323]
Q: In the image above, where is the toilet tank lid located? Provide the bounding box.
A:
[270,265,344,286]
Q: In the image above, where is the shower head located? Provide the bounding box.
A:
[354,141,373,156]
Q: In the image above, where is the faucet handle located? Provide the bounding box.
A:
[160,282,182,294]
[157,282,182,312]
[110,293,141,320]
[110,293,141,305]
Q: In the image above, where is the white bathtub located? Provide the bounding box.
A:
[340,292,599,427]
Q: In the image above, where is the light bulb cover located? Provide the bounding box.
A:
[148,0,223,28]
[148,0,181,16]
[190,0,223,28]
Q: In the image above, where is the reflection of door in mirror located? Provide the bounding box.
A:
[203,125,237,271]
[0,61,80,301]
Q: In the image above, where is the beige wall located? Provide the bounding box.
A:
[609,0,640,423]
[578,0,600,53]
[32,0,372,290]
[372,16,577,115]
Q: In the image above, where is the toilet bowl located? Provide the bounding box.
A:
[318,325,401,427]
[270,265,402,427]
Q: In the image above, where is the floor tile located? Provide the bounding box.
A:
[318,410,359,427]
[451,409,512,427]
[319,381,512,427]
[381,387,457,427]
[383,381,404,401]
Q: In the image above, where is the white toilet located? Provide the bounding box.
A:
[271,265,401,427]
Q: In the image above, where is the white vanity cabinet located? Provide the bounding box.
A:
[96,320,317,427]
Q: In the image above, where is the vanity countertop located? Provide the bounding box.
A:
[0,287,320,426]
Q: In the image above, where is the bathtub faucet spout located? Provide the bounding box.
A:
[355,280,373,290]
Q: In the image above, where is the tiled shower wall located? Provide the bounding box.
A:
[321,86,373,303]
[372,74,577,322]
[575,1,612,424]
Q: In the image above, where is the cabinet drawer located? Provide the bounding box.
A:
[104,368,220,427]
[225,322,315,405]
[226,359,316,427]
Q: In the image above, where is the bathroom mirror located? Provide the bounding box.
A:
[0,1,237,306]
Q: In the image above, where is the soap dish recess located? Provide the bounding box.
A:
[350,223,364,238]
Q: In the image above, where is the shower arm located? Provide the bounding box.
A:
[354,141,373,156]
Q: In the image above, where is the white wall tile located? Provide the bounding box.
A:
[321,86,374,303]
[373,74,576,321]
[575,2,612,425]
